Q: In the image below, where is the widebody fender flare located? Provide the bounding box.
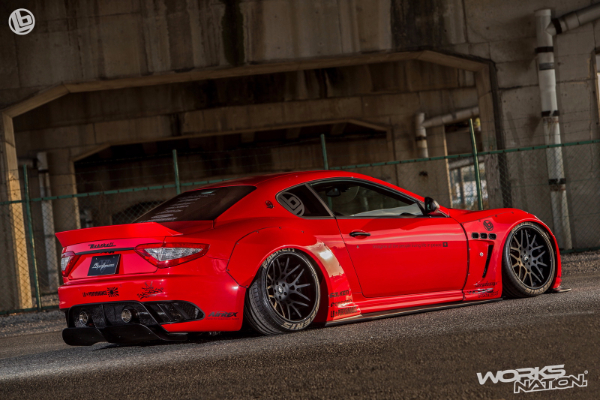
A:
[225,227,358,322]
[460,210,562,298]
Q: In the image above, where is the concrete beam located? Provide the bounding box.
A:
[4,86,69,118]
[61,52,421,94]
[3,51,485,123]
[417,51,486,72]
[100,116,389,148]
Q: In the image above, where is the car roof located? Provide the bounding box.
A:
[208,170,429,223]
[190,170,364,190]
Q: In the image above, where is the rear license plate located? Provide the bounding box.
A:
[88,254,120,276]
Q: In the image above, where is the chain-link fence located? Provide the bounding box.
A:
[1,126,599,314]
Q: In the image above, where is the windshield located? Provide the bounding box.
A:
[135,186,256,223]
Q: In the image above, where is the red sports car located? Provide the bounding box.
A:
[57,171,564,345]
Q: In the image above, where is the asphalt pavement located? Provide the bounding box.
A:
[0,253,599,399]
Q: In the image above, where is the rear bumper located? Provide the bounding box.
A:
[59,257,246,336]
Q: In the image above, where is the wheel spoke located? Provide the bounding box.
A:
[289,304,302,317]
[535,250,546,258]
[293,291,311,301]
[283,264,301,280]
[274,259,281,278]
[530,270,542,283]
[513,264,522,279]
[290,300,308,308]
[531,264,544,278]
[295,283,311,289]
[291,269,305,286]
[283,257,290,275]
[519,230,525,248]
[519,266,526,280]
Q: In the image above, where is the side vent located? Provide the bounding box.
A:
[482,244,494,278]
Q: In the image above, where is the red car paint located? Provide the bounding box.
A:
[57,170,562,333]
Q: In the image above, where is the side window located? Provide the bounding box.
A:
[310,180,424,217]
[277,184,331,217]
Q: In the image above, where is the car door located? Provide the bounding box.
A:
[276,183,364,295]
[310,179,467,298]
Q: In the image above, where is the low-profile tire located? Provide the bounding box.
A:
[502,222,556,298]
[244,248,320,335]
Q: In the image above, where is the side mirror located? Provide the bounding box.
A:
[424,197,439,214]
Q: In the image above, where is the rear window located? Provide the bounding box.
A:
[135,186,256,223]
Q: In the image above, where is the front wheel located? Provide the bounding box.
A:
[502,223,556,298]
[244,249,320,335]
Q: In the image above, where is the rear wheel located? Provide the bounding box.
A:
[244,249,320,335]
[502,223,556,298]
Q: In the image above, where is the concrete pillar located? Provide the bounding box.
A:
[475,65,508,210]
[0,114,33,310]
[49,157,81,234]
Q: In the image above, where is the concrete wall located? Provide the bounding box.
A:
[2,0,598,148]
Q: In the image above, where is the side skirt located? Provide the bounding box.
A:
[324,298,503,327]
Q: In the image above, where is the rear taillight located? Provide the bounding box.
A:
[135,243,209,268]
[61,251,80,277]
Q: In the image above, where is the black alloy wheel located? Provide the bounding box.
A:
[244,249,320,335]
[502,222,556,298]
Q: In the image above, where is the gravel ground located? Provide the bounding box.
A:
[0,250,597,340]
[562,250,600,275]
[0,310,65,339]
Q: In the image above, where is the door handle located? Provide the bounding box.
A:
[349,231,371,237]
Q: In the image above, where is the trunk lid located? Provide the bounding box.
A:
[56,221,213,279]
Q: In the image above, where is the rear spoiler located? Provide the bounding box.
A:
[55,222,182,247]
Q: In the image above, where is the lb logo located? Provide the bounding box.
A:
[483,220,494,231]
[9,9,35,35]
